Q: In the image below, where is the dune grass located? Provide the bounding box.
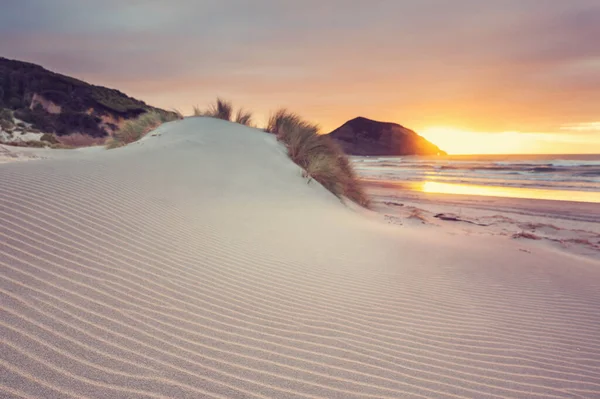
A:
[205,98,233,121]
[195,98,254,126]
[192,105,203,117]
[234,108,253,126]
[266,109,369,207]
[106,110,179,149]
[170,108,184,119]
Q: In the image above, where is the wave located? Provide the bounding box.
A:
[353,155,600,194]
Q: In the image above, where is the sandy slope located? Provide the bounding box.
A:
[1,117,600,398]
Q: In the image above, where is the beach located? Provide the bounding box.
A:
[354,155,600,260]
[1,118,600,398]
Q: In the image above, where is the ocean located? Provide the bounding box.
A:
[352,154,600,203]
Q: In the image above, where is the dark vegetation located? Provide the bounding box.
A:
[0,57,171,137]
[0,107,14,130]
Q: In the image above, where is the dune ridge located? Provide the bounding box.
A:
[1,118,600,398]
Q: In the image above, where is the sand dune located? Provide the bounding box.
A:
[1,118,600,398]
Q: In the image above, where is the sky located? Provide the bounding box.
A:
[1,0,599,154]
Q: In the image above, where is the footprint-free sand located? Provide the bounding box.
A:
[1,118,599,398]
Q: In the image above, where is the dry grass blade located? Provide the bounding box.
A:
[266,109,310,137]
[305,153,344,194]
[287,128,328,167]
[192,105,204,117]
[170,108,185,119]
[234,108,253,126]
[205,98,233,121]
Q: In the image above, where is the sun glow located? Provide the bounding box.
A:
[420,127,536,155]
[419,126,600,155]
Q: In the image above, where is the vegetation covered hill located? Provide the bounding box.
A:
[0,57,169,137]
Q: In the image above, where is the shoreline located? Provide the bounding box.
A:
[362,179,600,223]
[362,179,600,260]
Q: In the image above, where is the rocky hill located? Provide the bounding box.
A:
[327,116,446,156]
[0,57,169,138]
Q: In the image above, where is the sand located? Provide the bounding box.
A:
[1,117,600,398]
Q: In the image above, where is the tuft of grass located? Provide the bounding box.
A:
[204,98,233,121]
[234,108,253,126]
[267,108,369,207]
[265,109,315,138]
[106,110,178,149]
[156,110,180,123]
[170,108,184,119]
[195,98,254,126]
[192,105,204,117]
[40,133,59,144]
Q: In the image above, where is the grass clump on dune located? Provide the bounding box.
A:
[195,98,254,126]
[234,108,253,126]
[106,110,180,149]
[266,109,370,208]
[206,98,233,121]
[192,105,204,117]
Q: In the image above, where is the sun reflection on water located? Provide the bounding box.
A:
[420,181,600,203]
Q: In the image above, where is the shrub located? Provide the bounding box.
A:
[0,118,13,131]
[267,108,369,207]
[56,133,105,147]
[40,133,59,144]
[14,108,57,132]
[57,112,104,136]
[0,108,14,130]
[106,110,178,149]
[2,140,47,148]
[89,87,147,113]
[0,108,12,122]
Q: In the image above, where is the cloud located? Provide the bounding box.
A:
[560,122,600,132]
[0,0,599,136]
